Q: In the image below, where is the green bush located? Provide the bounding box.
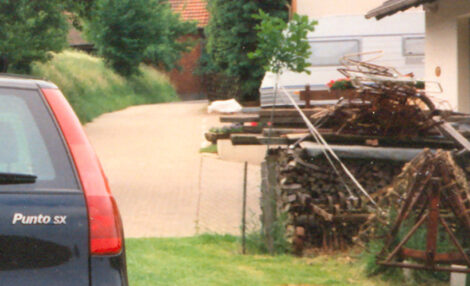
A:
[32,50,178,123]
[87,0,196,77]
[204,0,288,102]
[0,0,69,73]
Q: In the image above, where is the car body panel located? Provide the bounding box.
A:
[0,76,128,285]
[0,192,89,285]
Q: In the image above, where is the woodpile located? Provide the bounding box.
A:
[226,57,470,256]
[270,147,404,253]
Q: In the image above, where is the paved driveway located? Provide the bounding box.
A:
[84,101,261,238]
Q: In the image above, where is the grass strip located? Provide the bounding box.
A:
[32,50,179,123]
[126,234,397,286]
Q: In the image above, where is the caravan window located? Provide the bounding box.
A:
[403,37,425,56]
[309,40,360,66]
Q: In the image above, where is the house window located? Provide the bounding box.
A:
[403,37,425,56]
[309,40,361,66]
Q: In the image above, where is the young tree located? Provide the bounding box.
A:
[87,0,197,77]
[0,0,70,72]
[249,11,316,76]
[249,11,316,139]
[205,0,289,102]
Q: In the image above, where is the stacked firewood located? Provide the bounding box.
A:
[274,148,404,252]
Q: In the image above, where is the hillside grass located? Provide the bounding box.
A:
[32,50,178,123]
[126,234,398,286]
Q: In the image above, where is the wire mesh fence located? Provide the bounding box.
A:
[195,156,261,236]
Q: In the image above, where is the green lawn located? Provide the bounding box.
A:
[126,235,395,286]
[199,144,218,154]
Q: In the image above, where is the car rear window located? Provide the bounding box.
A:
[0,87,79,191]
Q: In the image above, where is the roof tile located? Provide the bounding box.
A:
[168,0,209,27]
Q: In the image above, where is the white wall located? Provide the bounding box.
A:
[425,1,470,111]
[297,0,418,17]
[311,13,424,36]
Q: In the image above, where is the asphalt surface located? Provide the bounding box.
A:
[84,101,261,237]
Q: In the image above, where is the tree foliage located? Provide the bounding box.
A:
[249,11,317,75]
[0,0,70,72]
[65,0,97,19]
[204,0,289,102]
[87,0,197,77]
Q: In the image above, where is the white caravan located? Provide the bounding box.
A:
[260,12,425,107]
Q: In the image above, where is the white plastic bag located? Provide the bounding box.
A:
[207,99,243,114]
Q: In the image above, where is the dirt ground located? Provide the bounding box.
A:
[84,101,261,237]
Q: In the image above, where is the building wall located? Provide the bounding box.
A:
[297,0,390,17]
[167,34,205,100]
[425,1,470,111]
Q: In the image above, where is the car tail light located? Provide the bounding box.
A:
[41,88,123,255]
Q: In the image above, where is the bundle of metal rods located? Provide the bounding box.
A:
[312,56,441,138]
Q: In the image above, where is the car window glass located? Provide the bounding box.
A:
[0,95,55,179]
[0,88,79,191]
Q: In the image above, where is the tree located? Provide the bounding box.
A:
[249,11,316,139]
[0,0,70,72]
[204,0,289,102]
[65,0,97,19]
[64,0,98,30]
[249,11,316,76]
[87,0,197,77]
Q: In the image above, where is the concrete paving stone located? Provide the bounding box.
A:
[85,101,262,238]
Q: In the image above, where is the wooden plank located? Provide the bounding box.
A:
[220,115,259,123]
[438,121,470,152]
[257,137,294,145]
[234,130,457,148]
[258,109,320,118]
[300,89,340,101]
[242,126,263,133]
[232,134,300,145]
[265,129,456,148]
[319,133,455,149]
[230,134,260,145]
[262,128,309,137]
[446,115,470,123]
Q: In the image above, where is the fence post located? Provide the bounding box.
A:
[242,161,248,254]
[261,154,278,255]
[195,156,204,235]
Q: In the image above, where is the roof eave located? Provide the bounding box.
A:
[365,0,436,20]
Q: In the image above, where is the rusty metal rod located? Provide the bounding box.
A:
[439,216,470,267]
[383,212,428,263]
